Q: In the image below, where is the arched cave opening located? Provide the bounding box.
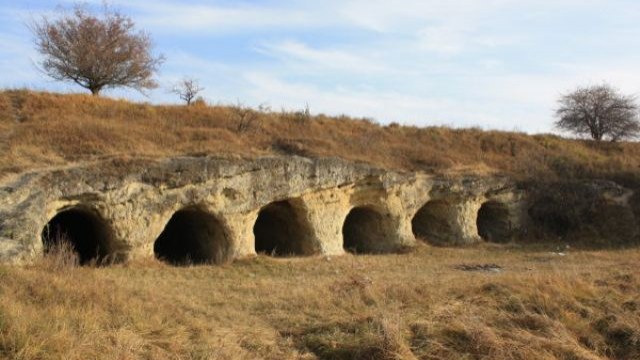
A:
[477,201,512,243]
[253,200,315,256]
[342,206,393,254]
[41,207,119,265]
[154,208,229,265]
[411,200,452,245]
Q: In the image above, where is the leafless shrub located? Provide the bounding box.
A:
[293,103,312,124]
[257,103,272,113]
[172,78,204,105]
[231,101,258,133]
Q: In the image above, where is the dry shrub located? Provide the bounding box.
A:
[271,138,312,157]
[378,316,417,360]
[293,316,417,360]
[39,237,79,271]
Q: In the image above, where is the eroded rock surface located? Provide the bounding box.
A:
[0,156,527,264]
[2,155,636,265]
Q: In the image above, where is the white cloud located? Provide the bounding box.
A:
[255,40,387,74]
[417,25,470,55]
[338,0,453,33]
[129,2,321,34]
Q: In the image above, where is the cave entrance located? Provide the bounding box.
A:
[411,200,452,245]
[253,200,315,256]
[477,201,512,243]
[41,207,119,265]
[154,208,229,265]
[342,206,393,254]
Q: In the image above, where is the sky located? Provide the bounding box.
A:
[1,0,640,133]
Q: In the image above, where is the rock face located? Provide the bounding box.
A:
[0,156,528,264]
[527,180,639,245]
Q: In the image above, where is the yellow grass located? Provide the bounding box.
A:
[2,90,640,359]
[0,243,638,359]
[2,90,640,183]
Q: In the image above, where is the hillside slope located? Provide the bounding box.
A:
[2,90,640,184]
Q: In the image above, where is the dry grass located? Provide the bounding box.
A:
[2,90,640,359]
[2,90,640,183]
[0,243,638,359]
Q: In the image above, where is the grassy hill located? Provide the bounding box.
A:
[2,90,640,184]
[2,90,640,359]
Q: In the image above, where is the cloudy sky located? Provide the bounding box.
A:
[1,0,639,133]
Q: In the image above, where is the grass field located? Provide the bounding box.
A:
[0,243,638,360]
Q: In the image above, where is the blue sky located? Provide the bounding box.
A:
[1,0,639,133]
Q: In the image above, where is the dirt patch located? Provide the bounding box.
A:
[454,263,503,272]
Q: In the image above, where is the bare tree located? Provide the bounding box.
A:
[555,84,640,141]
[172,78,204,105]
[31,4,164,96]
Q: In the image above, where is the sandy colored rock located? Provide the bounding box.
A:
[2,155,629,264]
